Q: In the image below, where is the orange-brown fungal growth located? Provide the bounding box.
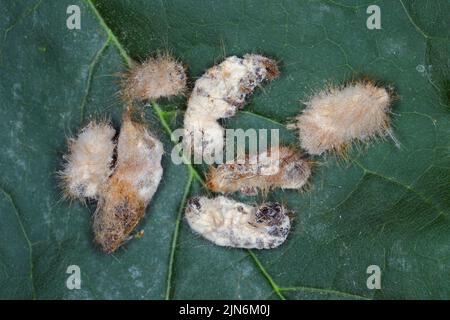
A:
[93,110,164,253]
[207,146,311,195]
[61,109,164,253]
[121,53,187,102]
[290,80,394,155]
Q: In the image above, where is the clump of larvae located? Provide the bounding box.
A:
[60,109,164,253]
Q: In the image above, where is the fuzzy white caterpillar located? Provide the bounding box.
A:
[290,81,393,155]
[61,121,116,200]
[183,54,279,159]
[207,146,311,195]
[185,196,291,249]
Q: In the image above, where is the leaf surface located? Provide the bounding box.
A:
[0,0,449,299]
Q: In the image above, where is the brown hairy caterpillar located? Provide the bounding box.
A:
[206,146,311,195]
[185,196,291,249]
[121,53,187,102]
[183,54,279,158]
[60,121,116,200]
[61,109,164,253]
[289,80,394,155]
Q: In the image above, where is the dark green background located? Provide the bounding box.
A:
[0,0,449,299]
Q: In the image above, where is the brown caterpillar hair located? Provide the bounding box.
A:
[120,52,187,103]
[206,146,311,196]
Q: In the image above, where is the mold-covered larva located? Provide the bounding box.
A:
[185,196,291,249]
[183,54,279,158]
[290,80,393,155]
[121,53,187,102]
[207,146,311,195]
[93,110,164,253]
[61,109,164,253]
[60,121,116,200]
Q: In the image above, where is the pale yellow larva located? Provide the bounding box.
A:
[291,80,394,155]
[60,121,116,200]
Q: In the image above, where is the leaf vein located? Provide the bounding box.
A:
[80,37,110,121]
[280,286,370,300]
[0,186,36,299]
[352,160,448,218]
[164,172,193,300]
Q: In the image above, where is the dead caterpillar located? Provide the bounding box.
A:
[93,110,164,253]
[60,121,116,200]
[289,80,394,155]
[206,146,311,195]
[121,53,187,103]
[61,109,164,253]
[185,196,291,249]
[183,54,279,158]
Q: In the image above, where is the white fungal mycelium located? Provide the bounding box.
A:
[61,121,116,200]
[185,196,291,249]
[207,146,311,195]
[183,54,279,159]
[61,109,164,253]
[290,80,394,155]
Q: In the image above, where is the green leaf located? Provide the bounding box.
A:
[0,0,449,299]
